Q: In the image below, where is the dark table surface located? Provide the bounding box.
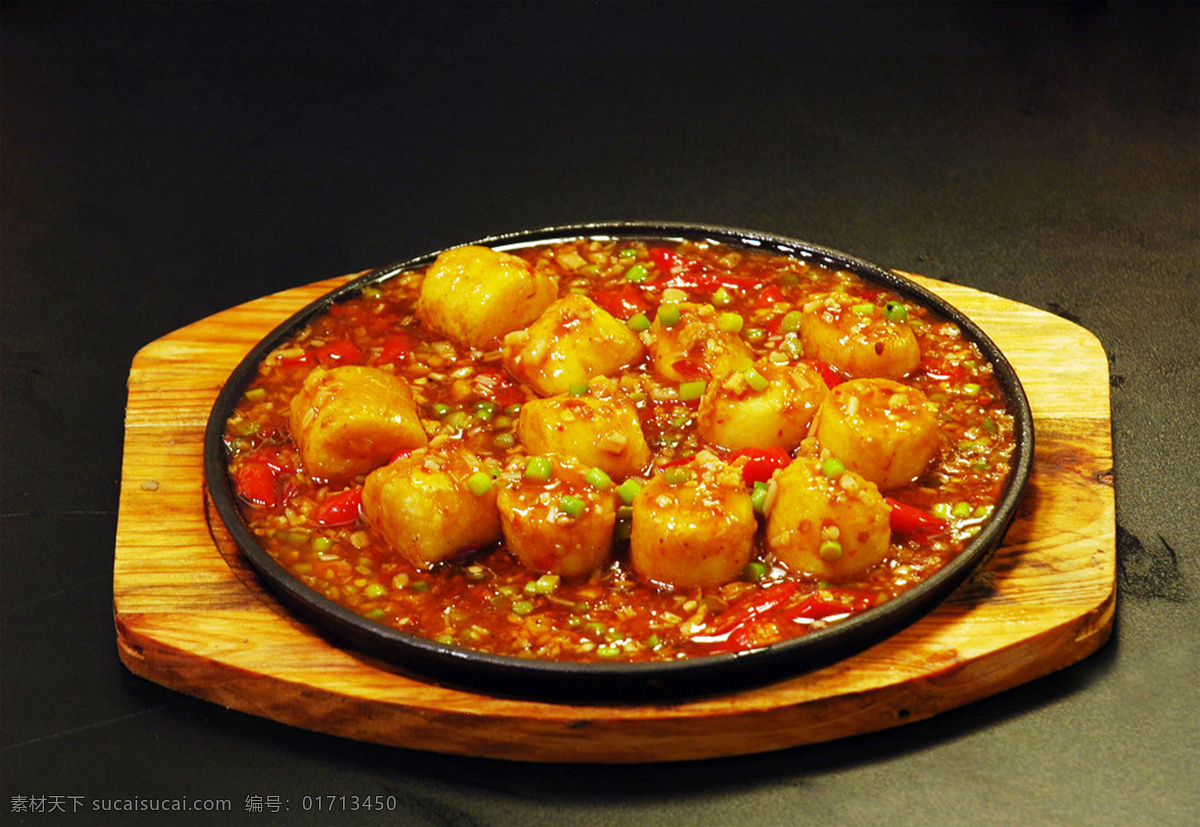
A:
[3,3,1197,825]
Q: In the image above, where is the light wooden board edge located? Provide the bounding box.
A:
[113,272,1116,763]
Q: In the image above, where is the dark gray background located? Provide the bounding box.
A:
[3,2,1197,825]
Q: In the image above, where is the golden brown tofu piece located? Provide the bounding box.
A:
[697,360,828,452]
[416,245,557,348]
[810,378,939,490]
[496,459,617,578]
[629,452,755,589]
[799,293,921,380]
[765,456,891,580]
[644,302,754,383]
[516,379,652,479]
[288,366,427,483]
[361,447,502,569]
[502,293,645,396]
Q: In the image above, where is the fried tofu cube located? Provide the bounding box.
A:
[502,293,645,396]
[361,448,502,569]
[288,366,427,483]
[629,452,756,588]
[416,245,557,348]
[645,302,754,383]
[697,361,828,452]
[516,380,652,479]
[497,459,616,578]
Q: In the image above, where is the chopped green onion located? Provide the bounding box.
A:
[780,336,803,360]
[585,467,613,490]
[821,457,845,478]
[244,387,266,402]
[559,495,585,519]
[951,501,973,519]
[851,302,876,316]
[431,403,451,418]
[466,471,494,497]
[711,286,733,307]
[884,301,908,322]
[525,456,553,482]
[625,264,650,283]
[524,574,561,595]
[511,600,535,616]
[619,248,638,259]
[718,312,744,333]
[627,312,651,332]
[663,466,692,486]
[963,383,981,396]
[445,411,473,430]
[743,327,766,343]
[473,401,497,420]
[780,310,804,333]
[615,520,632,541]
[743,560,768,582]
[616,479,642,505]
[492,432,516,450]
[744,367,769,392]
[679,380,707,401]
[646,633,661,649]
[311,536,334,554]
[596,644,622,660]
[657,303,682,327]
[363,582,387,599]
[819,540,843,561]
[568,381,589,396]
[751,480,769,513]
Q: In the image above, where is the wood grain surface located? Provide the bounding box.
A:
[113,272,1115,763]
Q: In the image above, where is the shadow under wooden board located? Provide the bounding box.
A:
[114,271,1115,764]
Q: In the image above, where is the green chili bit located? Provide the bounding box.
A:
[750,481,769,513]
[616,479,642,505]
[585,467,613,490]
[884,301,908,322]
[744,367,770,392]
[466,471,494,497]
[559,495,585,519]
[818,540,843,561]
[743,560,768,581]
[627,312,652,332]
[524,456,553,481]
[625,263,650,283]
[679,380,707,401]
[663,466,692,486]
[717,312,744,333]
[821,457,845,478]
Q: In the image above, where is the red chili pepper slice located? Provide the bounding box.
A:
[315,486,363,526]
[234,461,279,508]
[730,446,792,484]
[389,448,413,465]
[707,581,799,638]
[590,284,650,318]
[649,247,759,292]
[806,358,843,388]
[754,284,784,308]
[314,339,363,367]
[779,588,876,623]
[885,497,948,536]
[375,332,415,366]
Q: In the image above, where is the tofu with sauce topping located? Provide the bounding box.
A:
[502,293,645,396]
[361,447,502,569]
[629,452,756,589]
[496,458,617,578]
[288,366,427,483]
[416,245,557,348]
[516,379,652,479]
[697,360,828,452]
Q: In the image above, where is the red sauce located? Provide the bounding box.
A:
[223,239,1016,662]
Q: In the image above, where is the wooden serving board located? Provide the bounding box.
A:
[114,272,1115,763]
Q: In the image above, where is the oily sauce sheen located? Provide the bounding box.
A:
[224,239,1016,663]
